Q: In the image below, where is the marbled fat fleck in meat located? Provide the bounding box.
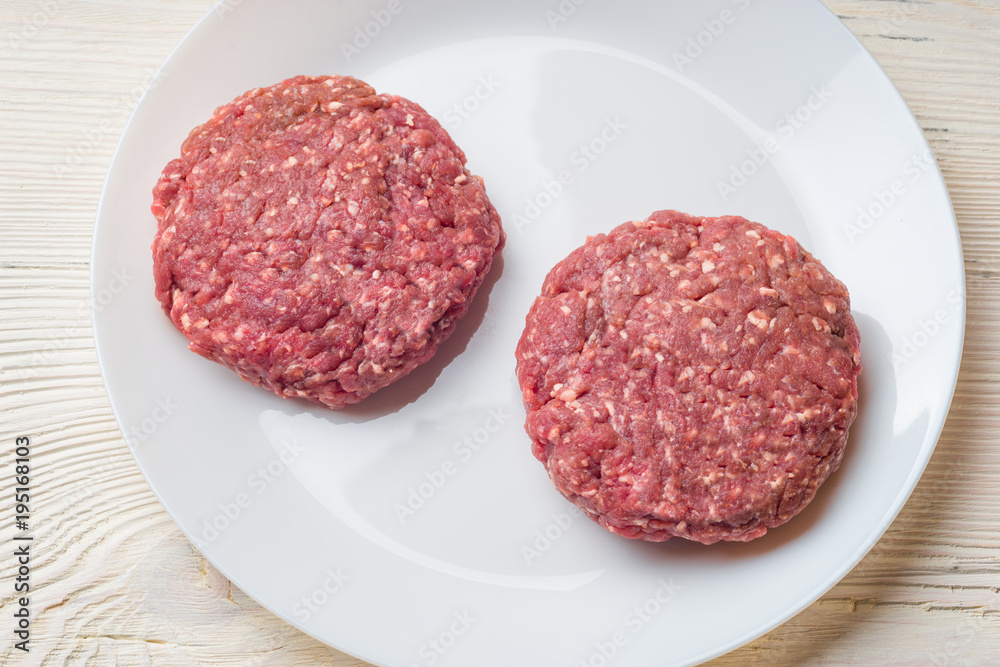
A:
[152,75,504,408]
[515,210,861,544]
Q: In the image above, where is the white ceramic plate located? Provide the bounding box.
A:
[92,1,964,665]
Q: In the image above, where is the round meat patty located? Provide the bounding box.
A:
[515,210,861,544]
[152,75,504,408]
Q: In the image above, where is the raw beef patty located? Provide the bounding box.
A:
[515,210,861,544]
[152,75,504,408]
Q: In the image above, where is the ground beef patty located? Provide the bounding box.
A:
[152,75,504,409]
[515,210,861,544]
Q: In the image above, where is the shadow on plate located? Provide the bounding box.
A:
[324,254,506,423]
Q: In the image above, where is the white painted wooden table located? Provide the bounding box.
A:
[1,1,998,664]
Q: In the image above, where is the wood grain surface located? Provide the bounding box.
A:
[1,1,998,665]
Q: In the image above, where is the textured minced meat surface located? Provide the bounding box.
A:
[515,210,861,544]
[152,75,504,409]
